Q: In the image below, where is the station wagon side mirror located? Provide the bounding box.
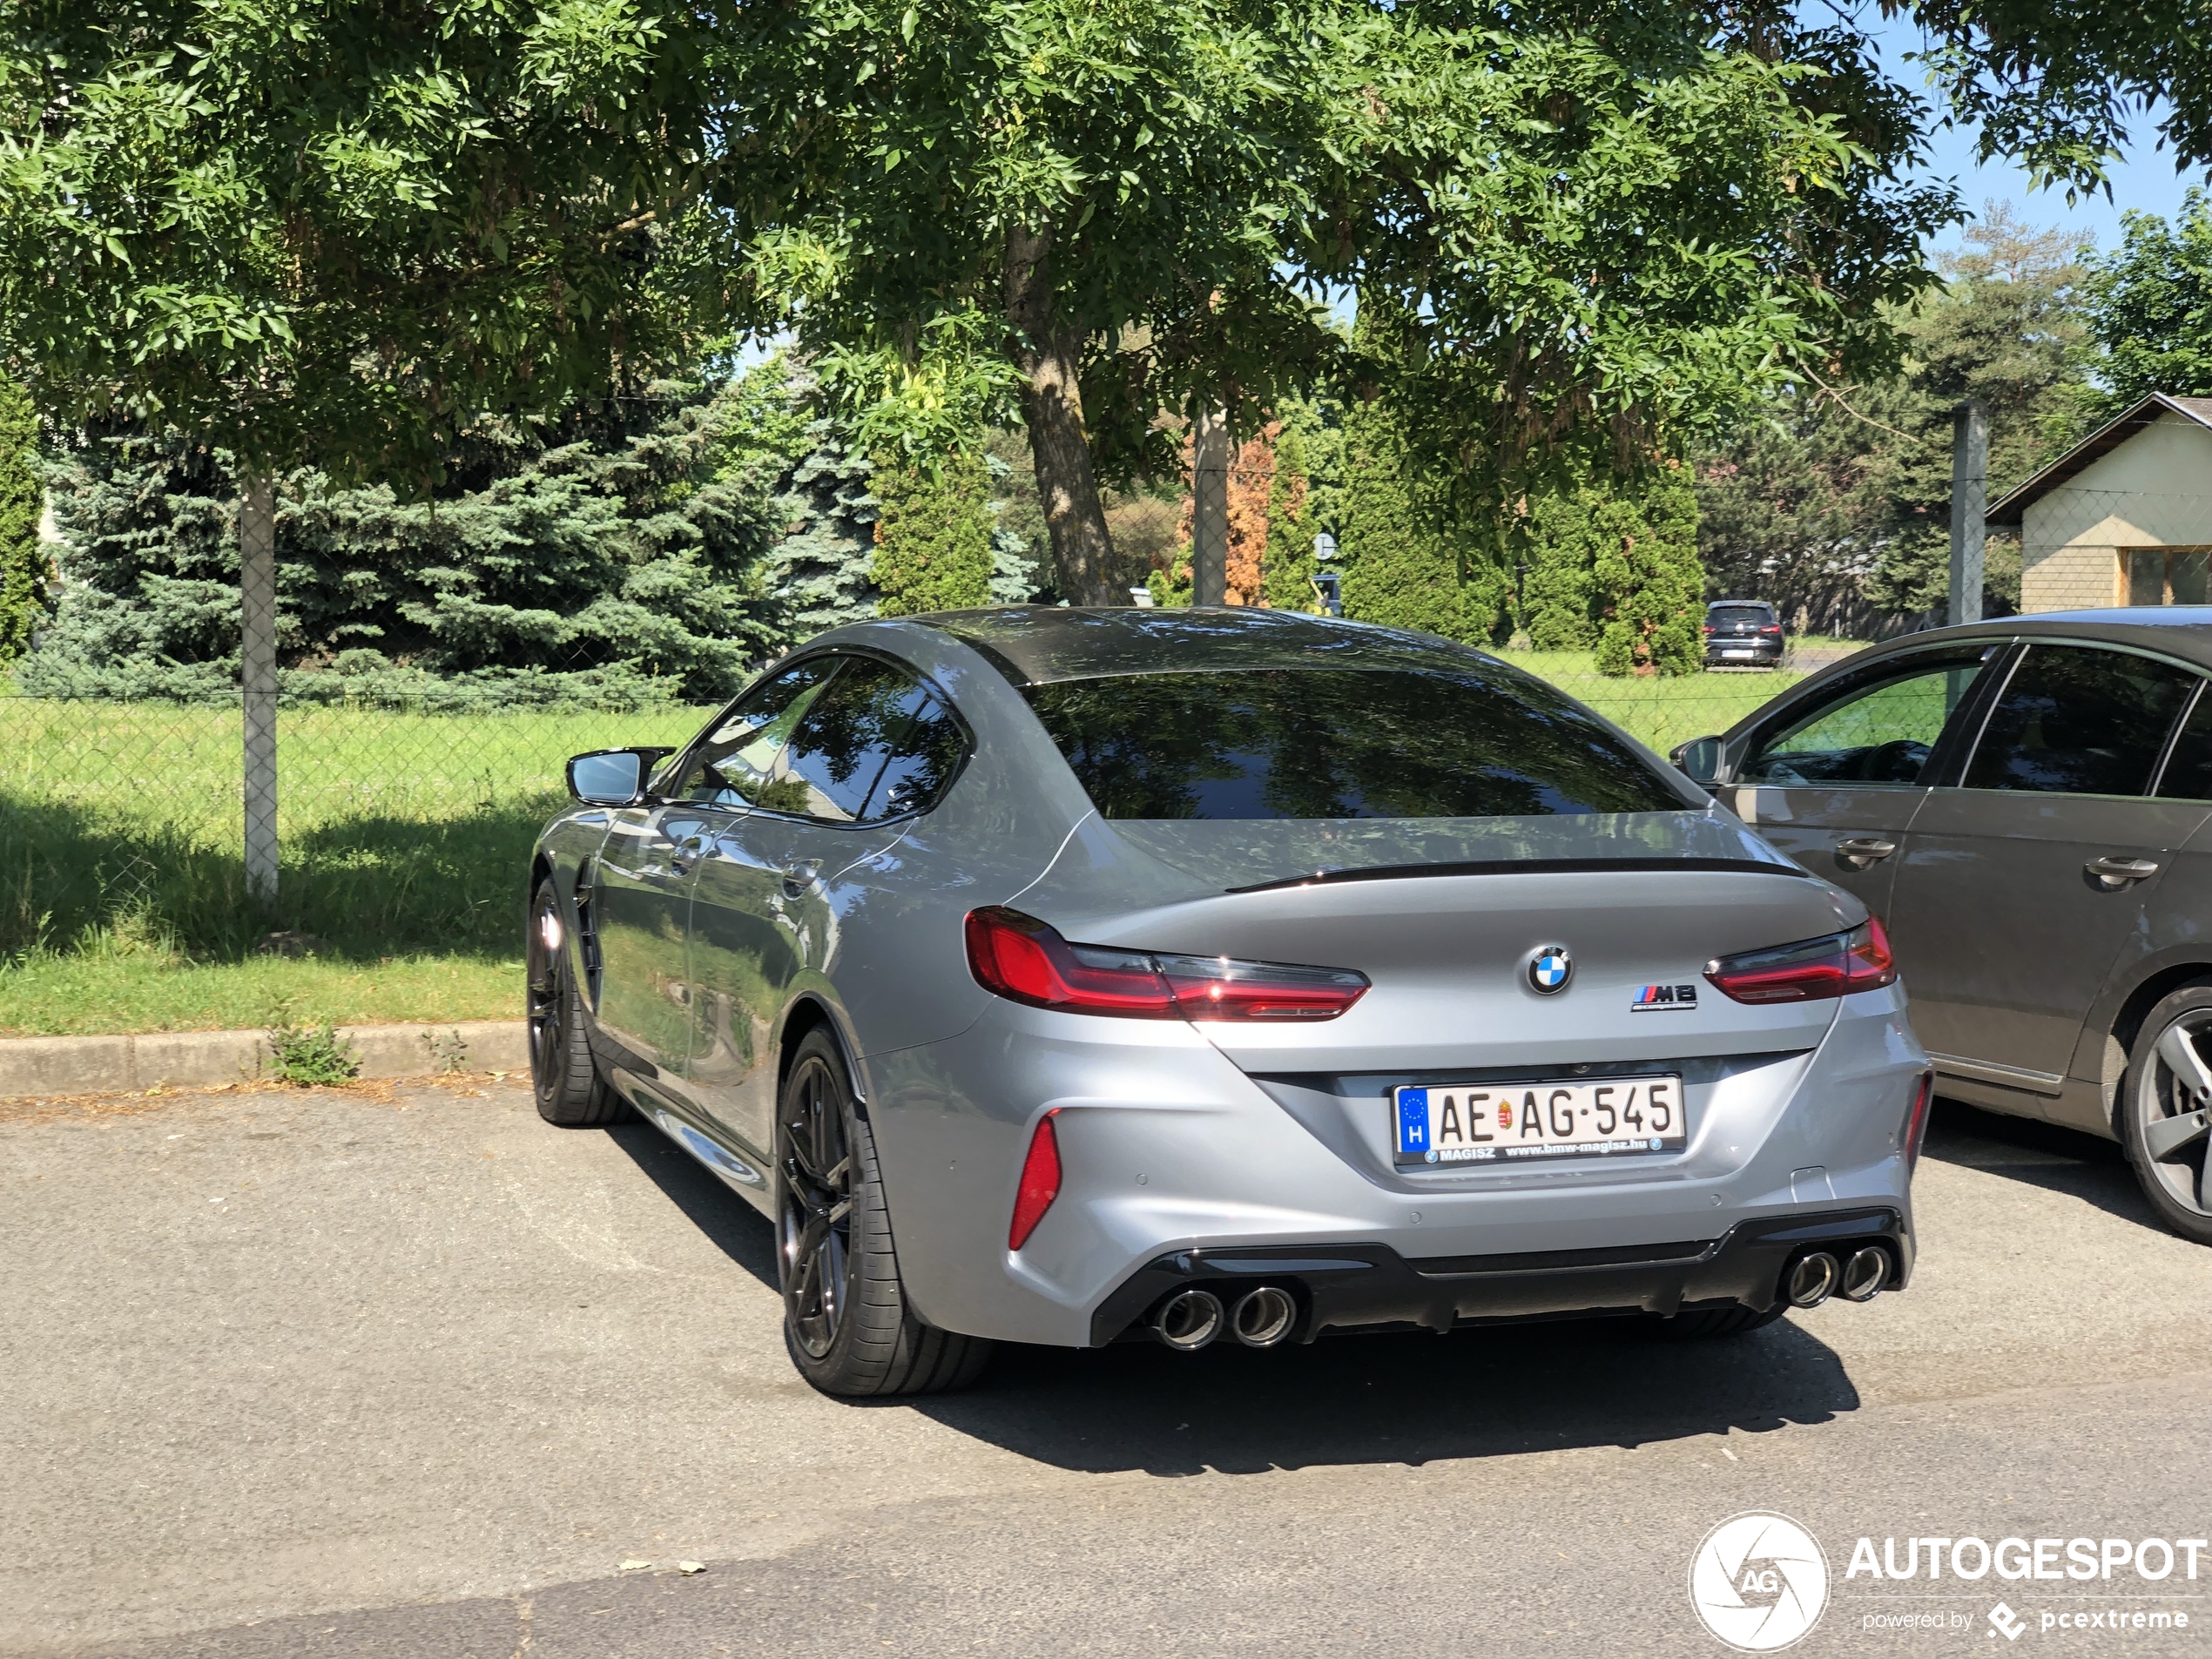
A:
[566,747,670,807]
[1671,735,1723,788]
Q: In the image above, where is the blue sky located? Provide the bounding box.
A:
[1840,3,2204,256]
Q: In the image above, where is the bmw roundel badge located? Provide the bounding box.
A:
[1527,945,1574,995]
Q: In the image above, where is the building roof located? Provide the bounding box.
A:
[1987,393,2212,526]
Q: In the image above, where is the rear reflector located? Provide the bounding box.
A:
[1009,1110,1062,1250]
[964,907,1368,1021]
[1704,917,1898,1003]
[1903,1070,1935,1171]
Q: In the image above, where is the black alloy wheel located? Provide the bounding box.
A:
[779,1045,853,1361]
[2123,983,2212,1245]
[527,876,624,1127]
[773,1027,993,1396]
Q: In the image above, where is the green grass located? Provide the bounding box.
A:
[1490,649,1828,756]
[0,697,716,1036]
[0,649,1878,1037]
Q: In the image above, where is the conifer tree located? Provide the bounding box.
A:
[1592,463,1704,677]
[0,379,49,664]
[1263,427,1319,612]
[873,449,995,617]
[1339,394,1468,641]
[765,424,881,637]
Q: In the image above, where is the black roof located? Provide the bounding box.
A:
[920,606,1492,685]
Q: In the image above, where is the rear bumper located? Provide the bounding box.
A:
[1088,1205,1911,1345]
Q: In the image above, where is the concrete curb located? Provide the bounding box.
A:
[0,1020,527,1099]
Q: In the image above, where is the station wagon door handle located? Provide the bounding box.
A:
[1834,836,1898,869]
[781,858,822,896]
[2086,855,2161,890]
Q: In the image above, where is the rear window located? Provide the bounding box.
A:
[1021,668,1687,819]
[1709,604,1773,627]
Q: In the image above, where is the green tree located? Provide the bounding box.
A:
[873,451,995,617]
[2085,190,2212,408]
[0,378,44,664]
[1898,0,2212,192]
[1263,427,1320,613]
[736,0,1952,604]
[1697,205,2090,625]
[1339,393,1469,642]
[1591,464,1703,677]
[31,370,798,704]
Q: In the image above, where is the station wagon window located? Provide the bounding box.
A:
[1020,667,1689,819]
[1965,644,2199,797]
[1737,647,1993,787]
[2155,686,2212,800]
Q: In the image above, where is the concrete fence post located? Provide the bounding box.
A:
[1950,400,1988,627]
[1191,406,1229,607]
[239,475,279,907]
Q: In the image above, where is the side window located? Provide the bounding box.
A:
[2155,687,2212,800]
[672,659,839,809]
[1965,644,2199,797]
[1737,649,1993,787]
[779,658,968,824]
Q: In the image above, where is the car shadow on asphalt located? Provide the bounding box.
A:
[604,1119,780,1290]
[1920,1097,2161,1231]
[904,1315,1860,1475]
[599,1103,1867,1478]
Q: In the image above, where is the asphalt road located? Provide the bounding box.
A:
[4,1078,2210,1659]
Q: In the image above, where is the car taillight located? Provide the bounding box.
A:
[1009,1109,1062,1250]
[1702,625,1714,634]
[1760,624,1783,635]
[964,906,1368,1021]
[1902,1069,1935,1171]
[1703,918,1898,1003]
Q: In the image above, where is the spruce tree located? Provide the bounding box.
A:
[0,379,43,664]
[873,449,995,616]
[766,422,881,638]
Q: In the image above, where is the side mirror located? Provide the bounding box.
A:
[566,747,667,806]
[1671,736,1723,787]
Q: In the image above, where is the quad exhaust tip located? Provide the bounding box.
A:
[1231,1285,1298,1348]
[1152,1288,1225,1351]
[1785,1251,1839,1309]
[1838,1245,1891,1302]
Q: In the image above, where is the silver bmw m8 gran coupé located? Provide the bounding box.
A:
[525,608,1931,1396]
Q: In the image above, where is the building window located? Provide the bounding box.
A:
[2121,547,2212,606]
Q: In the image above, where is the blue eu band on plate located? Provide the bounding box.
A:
[1395,1076,1687,1165]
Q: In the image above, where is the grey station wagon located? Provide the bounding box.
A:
[1676,607,2212,1244]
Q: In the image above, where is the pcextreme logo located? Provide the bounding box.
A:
[1689,1512,1831,1653]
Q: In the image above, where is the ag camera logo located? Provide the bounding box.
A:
[1689,1512,1831,1652]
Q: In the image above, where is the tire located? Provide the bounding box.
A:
[1646,1303,1790,1339]
[2120,981,2212,1246]
[776,1028,993,1397]
[527,876,626,1127]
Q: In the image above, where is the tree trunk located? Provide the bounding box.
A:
[239,475,280,907]
[1003,224,1122,605]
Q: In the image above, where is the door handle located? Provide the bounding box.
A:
[2086,854,2160,890]
[781,858,822,897]
[1833,836,1898,870]
[670,834,707,875]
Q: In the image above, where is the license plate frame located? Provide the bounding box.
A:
[1393,1076,1686,1166]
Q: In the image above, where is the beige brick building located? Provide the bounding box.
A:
[1989,393,2212,612]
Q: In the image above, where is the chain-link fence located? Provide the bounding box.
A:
[2,605,1865,973]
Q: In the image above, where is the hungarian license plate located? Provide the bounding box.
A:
[1393,1076,1685,1165]
[1723,648,1756,658]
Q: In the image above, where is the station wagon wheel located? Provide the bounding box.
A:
[772,1028,994,1396]
[2122,984,2212,1246]
[525,877,623,1127]
[778,1050,853,1360]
